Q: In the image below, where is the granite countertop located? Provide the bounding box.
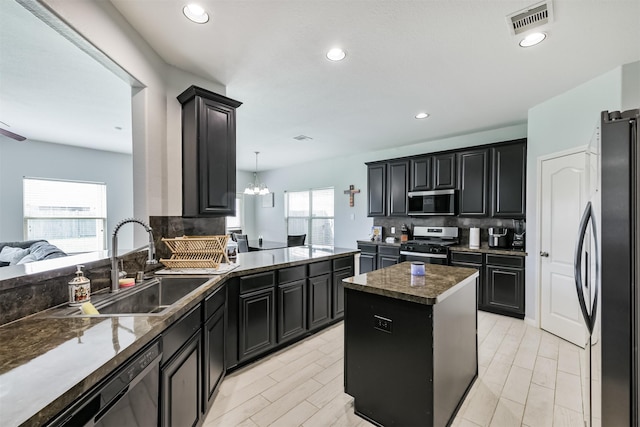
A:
[449,243,528,256]
[0,245,358,427]
[343,262,479,305]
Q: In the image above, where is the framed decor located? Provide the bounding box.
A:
[370,226,382,242]
[261,192,274,208]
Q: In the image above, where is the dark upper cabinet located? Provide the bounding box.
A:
[178,86,242,217]
[410,156,432,191]
[387,161,409,216]
[458,149,490,216]
[367,163,387,216]
[491,141,526,218]
[433,153,457,189]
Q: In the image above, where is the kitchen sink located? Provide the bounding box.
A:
[51,276,212,317]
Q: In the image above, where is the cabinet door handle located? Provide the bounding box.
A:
[540,251,549,257]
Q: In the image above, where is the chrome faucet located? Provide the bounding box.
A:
[111,218,157,292]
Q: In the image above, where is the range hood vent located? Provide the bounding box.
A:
[507,1,553,35]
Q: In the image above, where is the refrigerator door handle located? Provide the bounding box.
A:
[574,201,594,334]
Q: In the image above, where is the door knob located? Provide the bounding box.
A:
[540,251,549,257]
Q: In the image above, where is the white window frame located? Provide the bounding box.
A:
[285,187,334,247]
[23,177,107,253]
[226,193,244,234]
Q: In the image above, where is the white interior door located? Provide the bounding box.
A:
[539,150,588,347]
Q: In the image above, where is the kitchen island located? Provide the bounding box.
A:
[0,246,357,427]
[343,262,479,427]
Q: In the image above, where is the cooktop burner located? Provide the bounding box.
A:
[400,226,459,254]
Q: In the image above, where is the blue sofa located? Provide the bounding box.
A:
[0,240,67,267]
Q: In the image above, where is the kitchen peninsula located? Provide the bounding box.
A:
[0,246,357,427]
[343,262,479,427]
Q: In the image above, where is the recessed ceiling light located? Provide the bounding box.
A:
[519,32,546,47]
[183,3,209,24]
[326,48,346,61]
[415,112,430,119]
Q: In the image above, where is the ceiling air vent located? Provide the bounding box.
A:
[507,1,553,35]
[293,135,313,141]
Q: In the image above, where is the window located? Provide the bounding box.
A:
[285,188,334,246]
[226,194,243,233]
[23,178,107,253]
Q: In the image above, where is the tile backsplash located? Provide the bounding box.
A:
[373,216,522,244]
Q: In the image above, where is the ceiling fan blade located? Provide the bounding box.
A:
[0,128,27,141]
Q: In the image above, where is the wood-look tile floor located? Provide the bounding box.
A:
[205,312,584,427]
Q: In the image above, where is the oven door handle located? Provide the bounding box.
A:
[400,251,447,259]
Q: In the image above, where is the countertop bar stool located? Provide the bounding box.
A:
[287,234,306,247]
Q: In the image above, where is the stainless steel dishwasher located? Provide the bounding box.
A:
[48,338,161,427]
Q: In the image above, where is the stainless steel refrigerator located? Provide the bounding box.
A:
[574,108,639,426]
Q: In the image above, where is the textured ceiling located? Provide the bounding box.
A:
[1,0,639,171]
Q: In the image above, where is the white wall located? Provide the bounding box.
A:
[622,61,640,111]
[525,64,635,324]
[41,0,225,241]
[0,139,134,249]
[251,124,527,249]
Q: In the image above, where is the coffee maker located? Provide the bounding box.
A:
[512,219,525,250]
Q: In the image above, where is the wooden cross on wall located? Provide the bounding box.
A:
[343,185,361,207]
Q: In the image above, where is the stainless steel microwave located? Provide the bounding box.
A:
[407,189,457,216]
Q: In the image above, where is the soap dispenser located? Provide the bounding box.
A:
[68,265,91,306]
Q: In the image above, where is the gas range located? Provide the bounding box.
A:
[399,226,459,263]
[400,239,457,254]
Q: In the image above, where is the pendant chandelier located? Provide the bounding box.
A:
[244,151,270,195]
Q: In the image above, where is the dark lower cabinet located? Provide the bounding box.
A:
[204,306,225,409]
[378,246,401,269]
[450,251,485,308]
[239,288,276,361]
[332,257,354,319]
[359,243,400,273]
[485,264,524,317]
[161,333,202,427]
[309,273,331,330]
[278,279,307,342]
[226,256,354,368]
[358,243,377,274]
[450,251,525,319]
